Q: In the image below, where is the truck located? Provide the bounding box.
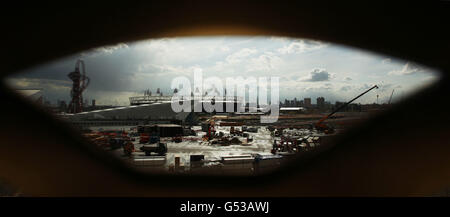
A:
[140,142,167,156]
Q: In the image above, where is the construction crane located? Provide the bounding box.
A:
[68,59,90,113]
[388,89,395,104]
[315,85,379,134]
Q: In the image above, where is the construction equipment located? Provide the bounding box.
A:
[202,119,216,141]
[68,59,90,113]
[140,142,167,156]
[388,89,395,104]
[123,141,135,157]
[172,134,183,143]
[139,133,160,144]
[139,133,150,144]
[149,135,160,144]
[315,85,379,133]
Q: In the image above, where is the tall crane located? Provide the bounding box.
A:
[68,59,90,113]
[315,85,379,133]
[388,89,395,104]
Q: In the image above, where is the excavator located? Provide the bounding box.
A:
[202,119,216,141]
[315,85,379,134]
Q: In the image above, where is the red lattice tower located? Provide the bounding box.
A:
[68,60,90,113]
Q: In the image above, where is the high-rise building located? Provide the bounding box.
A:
[304,98,311,108]
[317,97,325,108]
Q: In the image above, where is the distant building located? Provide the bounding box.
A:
[304,98,311,108]
[58,100,67,112]
[334,101,361,112]
[299,100,304,107]
[317,97,325,109]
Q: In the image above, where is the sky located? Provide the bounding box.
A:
[5,36,439,106]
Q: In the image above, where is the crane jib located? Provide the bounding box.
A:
[317,85,379,126]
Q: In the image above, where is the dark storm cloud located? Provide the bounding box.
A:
[10,43,154,93]
[5,43,168,104]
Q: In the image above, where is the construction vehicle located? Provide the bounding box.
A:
[274,128,283,137]
[123,141,135,157]
[149,134,160,143]
[230,126,243,136]
[388,89,395,104]
[246,127,258,133]
[139,133,150,144]
[272,137,297,154]
[315,85,379,133]
[202,119,216,141]
[246,136,253,143]
[172,134,182,143]
[140,142,167,156]
[108,138,126,150]
[139,133,160,144]
[99,130,127,137]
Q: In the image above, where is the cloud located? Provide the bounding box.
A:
[225,48,257,63]
[340,86,352,91]
[7,78,71,90]
[301,68,331,82]
[6,78,73,103]
[379,83,394,92]
[269,36,289,43]
[381,58,391,64]
[358,83,371,90]
[82,43,129,57]
[246,52,282,72]
[278,40,325,54]
[95,43,129,54]
[388,62,422,75]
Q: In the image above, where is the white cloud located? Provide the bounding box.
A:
[7,78,71,91]
[225,48,258,63]
[96,43,129,54]
[388,62,422,75]
[340,85,352,91]
[278,40,326,54]
[269,36,289,43]
[82,43,129,57]
[300,68,332,82]
[219,46,230,52]
[382,58,391,64]
[246,52,282,72]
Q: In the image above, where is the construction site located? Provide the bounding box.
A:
[50,60,387,176]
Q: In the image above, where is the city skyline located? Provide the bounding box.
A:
[6,36,439,106]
